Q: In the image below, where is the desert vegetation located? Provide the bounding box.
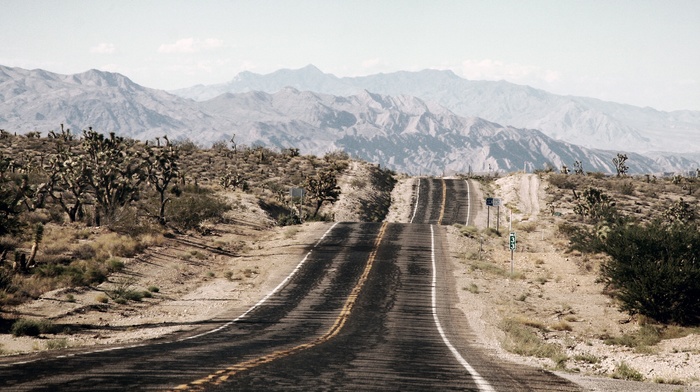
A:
[1,127,394,333]
[452,168,699,383]
[547,170,699,326]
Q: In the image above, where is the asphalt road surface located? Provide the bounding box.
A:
[0,178,581,391]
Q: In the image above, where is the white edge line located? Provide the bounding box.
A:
[1,222,341,366]
[430,225,496,392]
[410,178,420,223]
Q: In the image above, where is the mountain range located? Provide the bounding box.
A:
[1,64,698,175]
[174,65,700,155]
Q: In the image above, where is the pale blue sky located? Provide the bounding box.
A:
[1,0,699,111]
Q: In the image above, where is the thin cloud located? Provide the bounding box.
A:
[90,43,116,54]
[158,38,224,54]
[460,59,560,84]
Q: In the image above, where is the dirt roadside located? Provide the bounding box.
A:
[449,173,700,391]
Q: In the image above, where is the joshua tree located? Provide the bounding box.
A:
[145,142,180,224]
[304,169,341,218]
[573,160,585,175]
[44,149,91,222]
[82,129,145,223]
[612,153,629,177]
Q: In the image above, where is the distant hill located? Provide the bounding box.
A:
[0,64,695,175]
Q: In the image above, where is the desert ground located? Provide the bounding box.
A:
[1,166,699,391]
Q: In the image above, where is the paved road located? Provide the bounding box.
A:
[0,178,581,391]
[411,178,474,225]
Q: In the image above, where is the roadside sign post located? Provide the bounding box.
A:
[486,198,492,229]
[509,232,516,274]
[485,197,501,232]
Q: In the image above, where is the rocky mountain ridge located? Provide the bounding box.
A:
[0,64,696,175]
[174,65,700,155]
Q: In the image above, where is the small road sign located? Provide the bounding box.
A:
[486,197,501,207]
[509,232,516,251]
[290,188,305,198]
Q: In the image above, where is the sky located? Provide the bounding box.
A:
[1,0,699,111]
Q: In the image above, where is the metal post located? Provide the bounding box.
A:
[486,206,490,229]
[496,205,500,234]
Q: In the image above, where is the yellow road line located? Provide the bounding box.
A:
[438,178,446,225]
[171,222,389,391]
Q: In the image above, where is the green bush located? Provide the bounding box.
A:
[11,318,56,337]
[106,258,125,273]
[595,220,700,325]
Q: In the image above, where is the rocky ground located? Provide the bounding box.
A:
[1,167,699,391]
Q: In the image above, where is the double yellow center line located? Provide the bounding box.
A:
[172,222,389,391]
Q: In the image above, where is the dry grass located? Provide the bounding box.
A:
[501,317,567,367]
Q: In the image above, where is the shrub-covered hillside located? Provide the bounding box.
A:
[0,127,396,318]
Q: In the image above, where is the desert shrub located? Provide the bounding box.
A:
[11,318,42,336]
[548,174,576,189]
[517,221,538,233]
[573,353,600,364]
[168,193,230,231]
[594,220,700,325]
[45,338,68,350]
[107,205,153,236]
[34,263,65,278]
[42,242,71,256]
[605,324,661,349]
[11,318,56,337]
[108,277,143,302]
[557,222,577,237]
[105,258,125,273]
[63,264,106,286]
[173,138,199,152]
[93,233,143,259]
[501,318,565,361]
[617,181,635,196]
[278,214,302,226]
[611,362,644,381]
[72,244,97,260]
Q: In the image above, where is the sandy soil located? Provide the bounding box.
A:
[450,173,700,390]
[2,169,699,391]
